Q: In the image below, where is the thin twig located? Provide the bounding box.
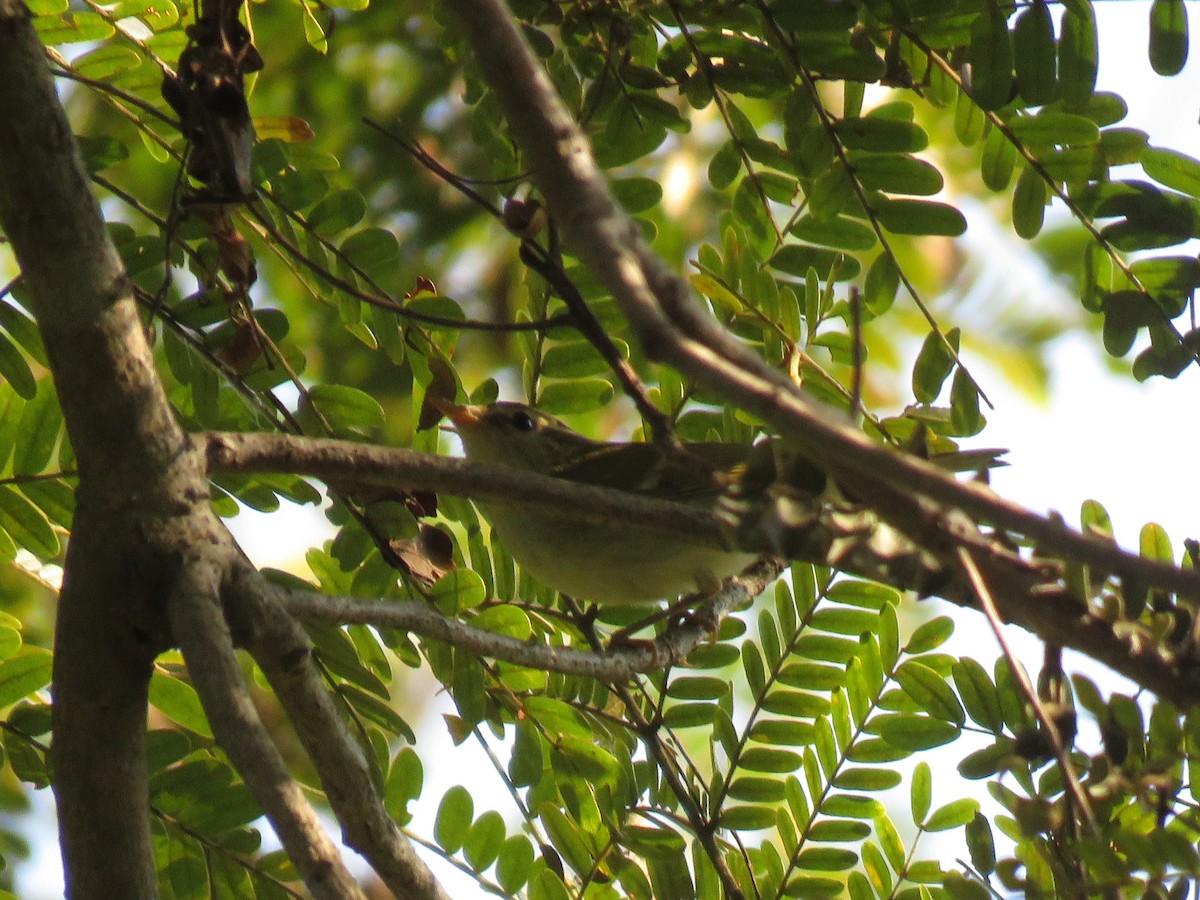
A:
[956,546,1099,840]
[272,558,780,679]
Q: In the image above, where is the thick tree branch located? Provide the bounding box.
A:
[225,564,452,900]
[170,559,366,900]
[0,3,204,894]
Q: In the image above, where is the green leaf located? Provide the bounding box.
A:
[611,177,663,214]
[970,3,1014,111]
[770,245,859,281]
[0,623,21,662]
[727,776,785,803]
[0,301,47,367]
[0,485,58,560]
[270,170,329,211]
[833,767,902,791]
[594,102,668,169]
[537,378,614,415]
[708,141,740,190]
[905,615,955,653]
[863,252,900,317]
[434,785,474,853]
[794,633,858,664]
[808,820,870,843]
[796,847,857,871]
[384,747,423,824]
[0,650,52,708]
[107,0,179,30]
[965,812,997,875]
[1140,521,1174,565]
[895,661,966,725]
[873,198,966,237]
[298,384,385,439]
[732,177,771,242]
[952,658,1003,732]
[540,340,625,379]
[874,713,960,750]
[663,702,717,728]
[148,670,212,738]
[1150,0,1189,76]
[748,718,815,746]
[667,676,730,700]
[739,747,801,773]
[551,733,619,786]
[0,330,36,401]
[923,797,980,831]
[429,568,487,614]
[981,126,1018,192]
[950,368,983,436]
[13,380,62,474]
[471,605,532,640]
[835,116,928,153]
[741,640,766,696]
[1012,166,1047,239]
[762,690,830,719]
[1102,292,1155,357]
[721,805,776,831]
[1007,112,1100,147]
[77,135,129,174]
[954,87,988,147]
[788,215,876,252]
[1014,0,1058,105]
[496,835,534,894]
[34,11,115,44]
[537,803,592,878]
[850,152,944,196]
[1059,3,1098,107]
[341,228,400,278]
[464,810,506,872]
[822,794,884,820]
[810,606,878,636]
[1142,146,1200,199]
[912,328,957,403]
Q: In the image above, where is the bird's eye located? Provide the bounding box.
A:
[511,411,536,432]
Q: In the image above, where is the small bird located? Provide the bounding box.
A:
[431,399,759,604]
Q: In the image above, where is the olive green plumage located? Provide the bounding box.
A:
[437,400,758,604]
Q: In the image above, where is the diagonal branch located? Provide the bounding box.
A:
[169,557,367,899]
[224,564,452,900]
[445,0,1200,679]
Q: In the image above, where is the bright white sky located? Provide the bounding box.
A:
[18,2,1200,897]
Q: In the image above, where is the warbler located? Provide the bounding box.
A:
[432,399,759,604]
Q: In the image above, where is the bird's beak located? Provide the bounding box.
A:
[428,396,483,430]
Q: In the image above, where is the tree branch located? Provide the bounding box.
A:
[170,558,367,900]
[0,3,200,893]
[203,428,1200,704]
[204,430,725,547]
[272,558,782,679]
[225,564,452,900]
[445,0,1200,700]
